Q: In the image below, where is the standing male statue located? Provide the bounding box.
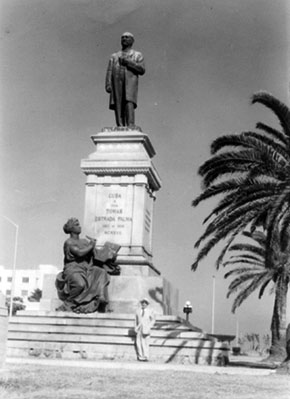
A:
[105,32,145,127]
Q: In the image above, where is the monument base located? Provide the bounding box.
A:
[39,272,178,315]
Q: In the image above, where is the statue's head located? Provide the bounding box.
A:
[121,32,134,48]
[63,218,81,234]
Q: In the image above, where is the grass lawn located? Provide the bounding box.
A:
[0,363,289,399]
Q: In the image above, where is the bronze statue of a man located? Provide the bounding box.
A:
[105,32,145,127]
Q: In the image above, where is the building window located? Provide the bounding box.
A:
[7,277,12,282]
[21,290,28,296]
[6,290,11,295]
[22,277,29,283]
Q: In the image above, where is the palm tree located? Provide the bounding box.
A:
[192,92,290,359]
[28,288,42,302]
[224,230,290,359]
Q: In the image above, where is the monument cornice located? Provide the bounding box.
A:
[81,165,161,191]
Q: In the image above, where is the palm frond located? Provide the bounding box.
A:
[211,131,289,163]
[210,132,263,154]
[258,279,272,299]
[256,122,288,146]
[264,188,290,264]
[242,132,289,162]
[195,198,272,257]
[279,207,290,251]
[224,265,264,278]
[223,259,263,268]
[229,243,264,257]
[252,92,290,137]
[203,181,282,224]
[200,149,286,187]
[192,179,241,207]
[198,150,264,185]
[197,195,273,247]
[230,273,269,312]
[215,232,237,269]
[228,254,264,264]
[227,272,265,296]
[192,210,258,270]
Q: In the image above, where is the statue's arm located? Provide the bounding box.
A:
[124,53,145,75]
[105,58,113,93]
[66,239,96,258]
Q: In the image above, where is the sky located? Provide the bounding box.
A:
[0,0,290,336]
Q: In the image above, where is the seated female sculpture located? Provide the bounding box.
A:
[55,218,111,313]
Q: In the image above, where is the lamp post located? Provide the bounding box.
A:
[235,316,240,347]
[183,301,192,322]
[2,216,19,320]
[211,275,215,334]
[232,315,241,355]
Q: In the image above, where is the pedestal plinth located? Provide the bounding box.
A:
[80,127,178,314]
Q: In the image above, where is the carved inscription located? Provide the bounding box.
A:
[95,187,133,244]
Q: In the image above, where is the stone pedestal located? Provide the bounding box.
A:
[80,127,178,314]
[81,127,161,270]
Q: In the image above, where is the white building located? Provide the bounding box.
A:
[0,264,60,299]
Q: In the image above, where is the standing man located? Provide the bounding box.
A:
[105,32,145,127]
[134,298,155,361]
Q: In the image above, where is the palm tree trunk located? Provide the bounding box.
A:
[269,276,288,361]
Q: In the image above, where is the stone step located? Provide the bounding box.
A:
[8,324,207,339]
[10,316,136,328]
[16,311,181,322]
[8,331,221,348]
[8,340,223,353]
[7,341,224,365]
[9,318,191,331]
[10,316,190,329]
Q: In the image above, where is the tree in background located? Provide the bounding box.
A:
[28,288,42,302]
[224,230,289,360]
[5,296,26,315]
